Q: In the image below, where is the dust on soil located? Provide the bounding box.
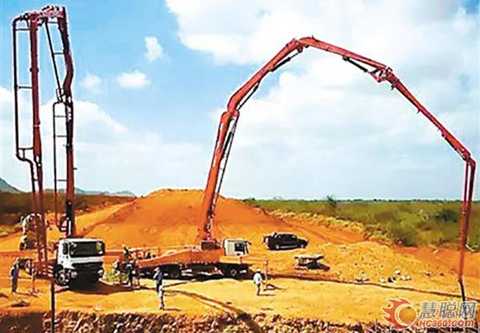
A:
[0,189,478,329]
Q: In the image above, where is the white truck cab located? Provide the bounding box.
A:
[55,238,105,286]
[223,239,249,256]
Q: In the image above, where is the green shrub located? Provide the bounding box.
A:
[434,208,459,223]
[373,210,399,223]
[469,231,480,250]
[387,221,418,246]
[242,198,479,249]
[326,195,337,209]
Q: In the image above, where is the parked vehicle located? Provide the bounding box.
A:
[263,233,308,250]
[54,238,106,286]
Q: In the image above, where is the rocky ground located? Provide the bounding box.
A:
[2,310,391,333]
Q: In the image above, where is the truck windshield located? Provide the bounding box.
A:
[70,241,105,257]
[234,242,247,253]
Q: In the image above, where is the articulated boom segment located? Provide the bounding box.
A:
[12,5,76,276]
[200,36,475,297]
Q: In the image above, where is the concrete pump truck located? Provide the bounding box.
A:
[198,36,476,301]
[13,5,105,286]
[128,36,475,304]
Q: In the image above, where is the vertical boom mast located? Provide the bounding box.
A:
[12,5,76,275]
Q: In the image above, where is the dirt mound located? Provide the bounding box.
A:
[82,189,294,249]
[269,214,479,297]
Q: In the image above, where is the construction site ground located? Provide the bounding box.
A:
[0,190,479,328]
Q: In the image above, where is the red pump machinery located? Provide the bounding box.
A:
[199,37,476,298]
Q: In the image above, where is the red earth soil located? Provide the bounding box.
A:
[0,189,478,297]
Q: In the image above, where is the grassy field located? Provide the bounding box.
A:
[0,192,134,236]
[243,198,480,249]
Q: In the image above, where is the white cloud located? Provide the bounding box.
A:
[74,100,127,139]
[0,86,206,194]
[117,70,150,89]
[0,87,34,191]
[167,0,479,199]
[144,36,164,62]
[166,0,468,66]
[0,86,10,105]
[80,73,102,93]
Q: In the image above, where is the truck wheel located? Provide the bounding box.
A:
[227,266,239,278]
[142,269,153,279]
[168,267,181,279]
[274,244,280,250]
[55,269,70,286]
[86,275,99,284]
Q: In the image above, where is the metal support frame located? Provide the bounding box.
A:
[12,5,76,277]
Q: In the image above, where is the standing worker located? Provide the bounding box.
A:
[10,259,20,294]
[122,245,131,261]
[153,268,165,310]
[253,269,263,296]
[21,215,30,234]
[133,264,141,288]
[126,261,134,288]
[112,259,122,285]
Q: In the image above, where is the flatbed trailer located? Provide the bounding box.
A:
[118,240,252,279]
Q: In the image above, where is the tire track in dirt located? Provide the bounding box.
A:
[171,290,262,333]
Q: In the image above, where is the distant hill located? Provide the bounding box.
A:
[110,190,137,197]
[0,177,21,193]
[0,177,135,197]
[75,188,136,197]
[47,187,136,197]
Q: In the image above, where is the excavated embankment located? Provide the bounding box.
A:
[2,310,384,333]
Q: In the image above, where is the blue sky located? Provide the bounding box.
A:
[0,1,479,200]
[0,1,253,140]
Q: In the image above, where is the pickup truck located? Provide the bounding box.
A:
[263,233,308,250]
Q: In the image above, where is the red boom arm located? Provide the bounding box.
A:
[200,36,476,297]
